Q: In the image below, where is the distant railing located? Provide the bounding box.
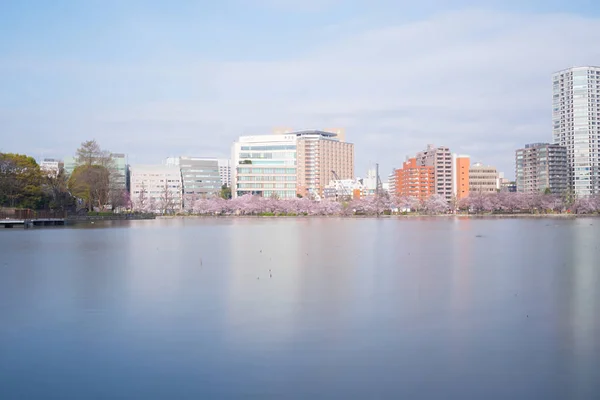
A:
[0,208,67,220]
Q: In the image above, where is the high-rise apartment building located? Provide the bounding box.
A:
[295,130,354,197]
[552,66,600,196]
[395,157,434,201]
[515,143,568,194]
[217,159,231,187]
[388,169,397,195]
[231,130,354,199]
[130,165,183,213]
[452,155,470,200]
[417,145,453,201]
[469,163,498,194]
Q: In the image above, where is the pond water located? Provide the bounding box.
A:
[1,217,599,399]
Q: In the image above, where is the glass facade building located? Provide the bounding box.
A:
[552,66,600,196]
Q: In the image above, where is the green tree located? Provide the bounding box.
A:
[68,165,111,211]
[0,153,44,208]
[543,187,552,195]
[42,166,75,211]
[76,139,112,168]
[220,184,232,200]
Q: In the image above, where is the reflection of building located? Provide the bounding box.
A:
[231,130,354,198]
[453,155,470,200]
[469,163,498,194]
[417,144,453,201]
[40,158,62,177]
[395,157,434,201]
[130,165,183,212]
[552,66,600,196]
[516,143,568,194]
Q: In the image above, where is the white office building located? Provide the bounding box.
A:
[40,158,62,177]
[231,133,298,199]
[217,159,231,187]
[552,66,600,196]
[130,165,183,213]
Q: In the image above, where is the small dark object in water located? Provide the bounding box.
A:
[475,235,483,238]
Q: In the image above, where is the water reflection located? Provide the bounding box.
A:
[1,218,599,399]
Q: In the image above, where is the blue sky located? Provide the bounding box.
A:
[1,0,599,178]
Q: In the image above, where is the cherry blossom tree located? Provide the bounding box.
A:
[423,195,450,214]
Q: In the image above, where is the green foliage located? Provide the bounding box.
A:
[68,164,111,211]
[0,153,44,208]
[543,187,552,195]
[220,184,232,200]
[240,160,252,164]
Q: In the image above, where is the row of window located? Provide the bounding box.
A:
[238,168,296,174]
[240,145,296,151]
[237,176,296,181]
[237,183,297,189]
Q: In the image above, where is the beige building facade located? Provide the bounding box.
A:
[469,163,499,193]
[296,131,354,198]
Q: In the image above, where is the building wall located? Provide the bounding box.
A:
[453,155,470,200]
[296,132,354,197]
[516,143,568,194]
[232,134,298,199]
[233,130,353,199]
[395,158,434,201]
[552,66,600,196]
[179,157,221,199]
[40,158,62,178]
[469,163,498,193]
[130,165,183,212]
[217,159,231,187]
[111,153,128,192]
[417,145,453,201]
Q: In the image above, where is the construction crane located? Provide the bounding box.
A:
[331,170,351,201]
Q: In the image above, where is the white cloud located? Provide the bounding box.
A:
[1,8,600,178]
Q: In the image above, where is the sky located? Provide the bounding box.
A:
[1,0,599,179]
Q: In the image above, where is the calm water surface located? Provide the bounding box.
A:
[1,218,599,399]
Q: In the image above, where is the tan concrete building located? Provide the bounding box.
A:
[296,130,354,198]
[469,163,499,193]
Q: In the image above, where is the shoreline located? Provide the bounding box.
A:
[156,213,598,219]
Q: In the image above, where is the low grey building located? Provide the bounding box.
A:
[180,157,222,198]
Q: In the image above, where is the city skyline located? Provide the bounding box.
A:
[1,1,600,178]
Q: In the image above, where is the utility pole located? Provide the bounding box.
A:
[376,163,380,218]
